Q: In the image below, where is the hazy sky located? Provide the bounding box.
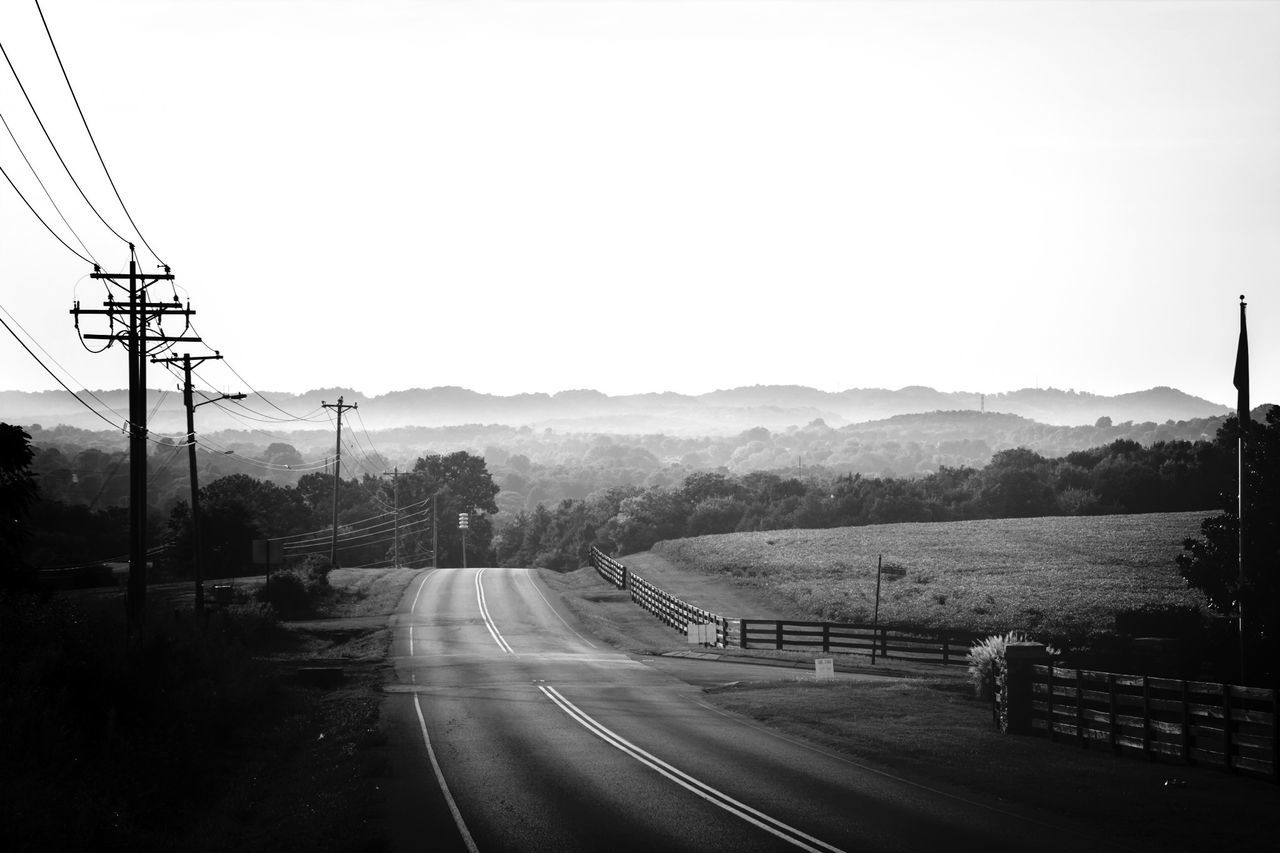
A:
[1,0,1276,408]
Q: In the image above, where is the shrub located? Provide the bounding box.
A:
[967,630,1060,729]
[258,570,312,619]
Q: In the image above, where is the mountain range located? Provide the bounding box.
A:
[0,384,1237,436]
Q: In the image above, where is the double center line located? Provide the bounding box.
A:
[475,567,514,654]
[538,684,847,853]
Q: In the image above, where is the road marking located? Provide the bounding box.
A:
[413,692,481,853]
[523,570,597,648]
[475,568,514,654]
[539,685,846,853]
[410,569,432,613]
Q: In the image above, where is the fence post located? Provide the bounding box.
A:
[1181,679,1192,764]
[1003,643,1049,735]
[1108,674,1119,754]
[1076,670,1087,748]
[1223,683,1233,772]
[1142,676,1153,758]
[1046,665,1056,742]
[822,623,830,654]
[740,619,749,649]
[775,620,783,651]
[621,565,627,590]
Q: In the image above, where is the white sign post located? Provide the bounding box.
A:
[815,658,835,680]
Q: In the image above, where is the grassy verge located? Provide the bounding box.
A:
[1,568,419,853]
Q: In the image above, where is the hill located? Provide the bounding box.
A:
[0,384,1235,435]
[648,512,1208,642]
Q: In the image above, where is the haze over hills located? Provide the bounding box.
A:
[0,384,1234,436]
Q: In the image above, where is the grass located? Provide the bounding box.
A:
[650,512,1209,642]
[1,567,419,853]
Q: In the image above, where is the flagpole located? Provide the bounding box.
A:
[1234,295,1249,683]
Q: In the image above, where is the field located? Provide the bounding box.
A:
[649,512,1211,641]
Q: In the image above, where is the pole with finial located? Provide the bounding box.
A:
[1233,294,1249,681]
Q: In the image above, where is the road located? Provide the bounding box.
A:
[384,567,1133,852]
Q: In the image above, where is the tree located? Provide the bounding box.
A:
[1177,408,1280,684]
[403,452,500,567]
[1,424,39,586]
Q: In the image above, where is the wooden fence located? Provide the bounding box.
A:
[1029,664,1279,780]
[627,571,735,647]
[590,548,627,590]
[739,619,979,666]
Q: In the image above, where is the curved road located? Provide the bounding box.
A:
[383,567,1132,852]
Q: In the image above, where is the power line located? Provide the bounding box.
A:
[0,33,131,249]
[0,108,97,263]
[0,305,123,430]
[34,0,164,267]
[0,158,94,264]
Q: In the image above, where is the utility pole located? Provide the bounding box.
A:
[321,396,357,567]
[152,351,243,619]
[381,467,400,568]
[432,492,438,569]
[71,248,199,632]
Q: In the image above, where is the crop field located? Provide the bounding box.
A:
[649,512,1211,641]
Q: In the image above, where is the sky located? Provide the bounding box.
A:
[0,0,1277,409]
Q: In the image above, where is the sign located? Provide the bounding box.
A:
[687,622,713,645]
[814,658,835,680]
[252,539,284,565]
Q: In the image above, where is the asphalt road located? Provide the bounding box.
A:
[384,567,1134,853]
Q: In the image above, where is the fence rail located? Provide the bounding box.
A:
[739,619,978,666]
[588,547,977,661]
[1029,664,1279,780]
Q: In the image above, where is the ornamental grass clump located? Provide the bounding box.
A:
[967,630,1059,730]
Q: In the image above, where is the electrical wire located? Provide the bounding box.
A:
[0,108,97,263]
[34,0,164,267]
[0,307,125,431]
[0,33,131,249]
[0,158,94,264]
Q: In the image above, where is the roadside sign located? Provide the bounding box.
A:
[687,622,713,645]
[815,658,835,680]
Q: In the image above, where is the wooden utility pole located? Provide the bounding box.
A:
[381,467,400,567]
[72,249,198,632]
[152,351,242,618]
[322,396,357,567]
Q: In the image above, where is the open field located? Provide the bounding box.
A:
[649,512,1210,641]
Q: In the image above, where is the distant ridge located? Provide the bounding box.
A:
[0,384,1237,435]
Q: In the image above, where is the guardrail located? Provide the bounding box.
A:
[1030,665,1279,780]
[738,619,978,666]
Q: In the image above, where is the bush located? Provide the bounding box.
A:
[258,570,313,619]
[967,631,1059,729]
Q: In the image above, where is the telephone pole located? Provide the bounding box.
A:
[322,396,357,567]
[381,467,400,567]
[71,248,199,632]
[152,351,243,618]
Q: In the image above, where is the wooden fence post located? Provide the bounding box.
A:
[1108,674,1119,754]
[1222,684,1233,772]
[1181,680,1192,764]
[1142,675,1153,758]
[1003,643,1049,735]
[1076,670,1086,748]
[822,623,830,654]
[1046,665,1056,742]
[740,619,749,649]
[775,620,783,651]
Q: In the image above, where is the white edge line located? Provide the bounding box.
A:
[524,569,597,648]
[414,693,480,853]
[539,685,844,853]
[410,568,432,612]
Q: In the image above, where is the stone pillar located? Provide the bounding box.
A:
[1003,642,1050,734]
